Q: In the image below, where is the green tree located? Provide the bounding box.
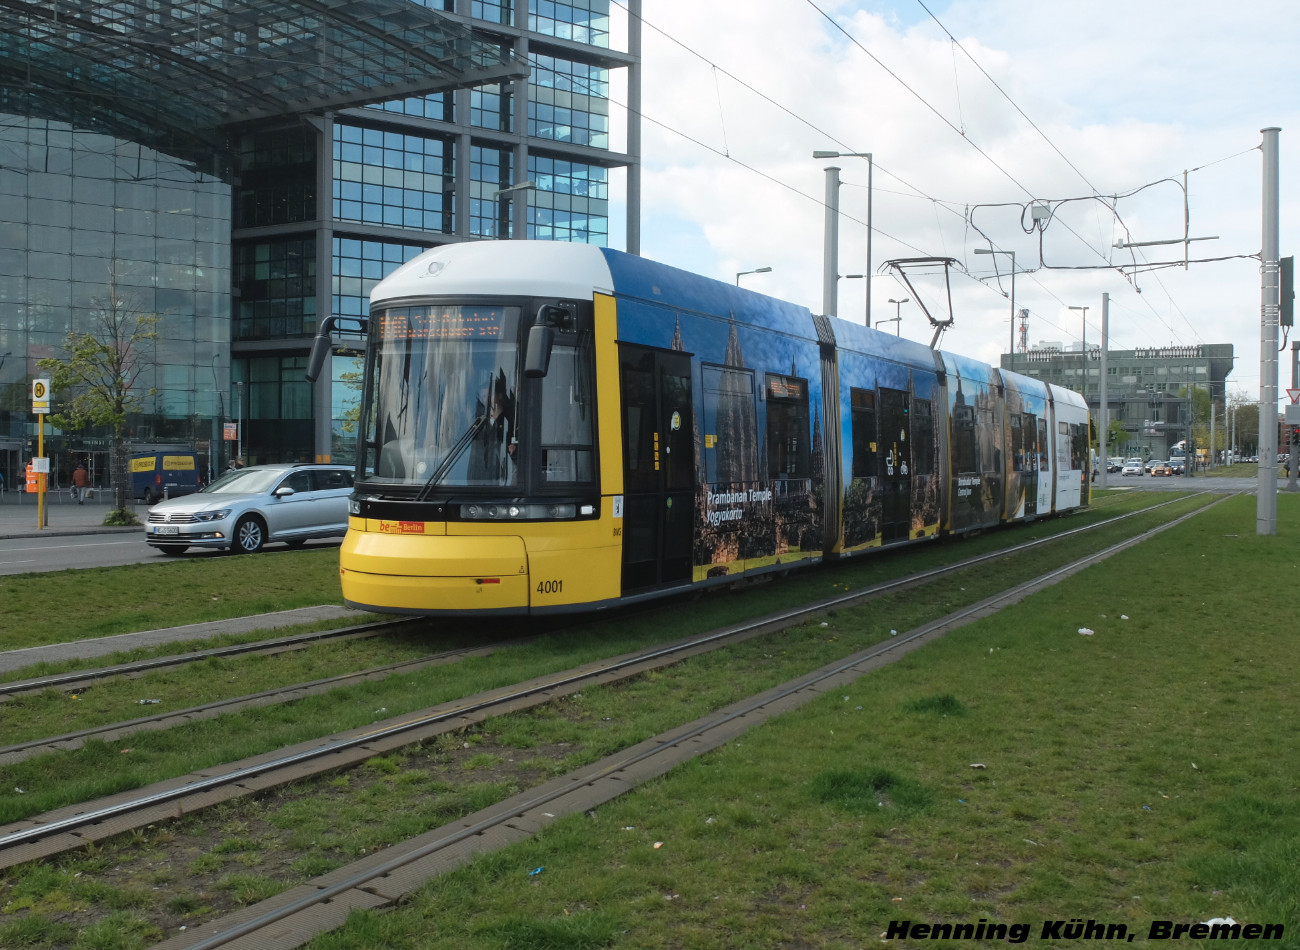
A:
[38,274,157,520]
[1226,397,1259,459]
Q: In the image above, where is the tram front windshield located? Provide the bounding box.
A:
[363,304,522,489]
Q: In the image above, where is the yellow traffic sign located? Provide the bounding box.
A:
[31,377,50,414]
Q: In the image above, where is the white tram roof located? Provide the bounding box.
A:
[371,240,614,305]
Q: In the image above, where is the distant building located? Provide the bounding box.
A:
[1003,343,1235,460]
[0,0,641,485]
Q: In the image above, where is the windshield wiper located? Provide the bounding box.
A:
[415,415,486,501]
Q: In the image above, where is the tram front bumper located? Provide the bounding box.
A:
[340,526,529,614]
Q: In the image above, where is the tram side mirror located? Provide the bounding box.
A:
[524,324,554,378]
[525,305,571,378]
[306,330,333,383]
[304,315,367,382]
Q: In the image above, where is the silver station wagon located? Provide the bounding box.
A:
[145,463,354,556]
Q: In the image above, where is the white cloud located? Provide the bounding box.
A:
[630,0,1300,402]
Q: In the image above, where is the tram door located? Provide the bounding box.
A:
[620,346,695,592]
[1021,412,1039,517]
[880,388,911,543]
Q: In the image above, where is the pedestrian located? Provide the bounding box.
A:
[72,462,90,504]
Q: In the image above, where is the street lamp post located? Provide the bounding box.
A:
[974,248,1015,357]
[234,380,245,465]
[210,355,224,478]
[1068,305,1089,355]
[1068,305,1090,399]
[883,297,909,335]
[736,266,772,286]
[813,150,872,325]
[492,180,537,239]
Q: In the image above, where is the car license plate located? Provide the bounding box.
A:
[154,525,179,535]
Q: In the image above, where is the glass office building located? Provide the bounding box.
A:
[1003,343,1235,462]
[0,0,640,487]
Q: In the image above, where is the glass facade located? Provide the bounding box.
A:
[232,354,313,463]
[470,83,513,132]
[333,237,430,323]
[236,128,316,227]
[0,2,635,482]
[528,155,608,244]
[366,93,452,122]
[528,54,610,148]
[530,0,611,48]
[469,146,516,238]
[471,0,514,26]
[0,115,231,487]
[233,237,317,340]
[332,123,455,231]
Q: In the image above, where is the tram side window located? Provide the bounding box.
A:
[540,342,595,485]
[1010,414,1024,472]
[1069,422,1087,472]
[765,374,810,479]
[912,398,934,476]
[979,407,1000,473]
[850,387,877,479]
[702,364,758,484]
[621,350,656,494]
[952,404,978,473]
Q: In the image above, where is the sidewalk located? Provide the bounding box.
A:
[0,488,143,541]
[0,604,362,674]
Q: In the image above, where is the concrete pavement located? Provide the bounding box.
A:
[0,487,142,541]
[0,604,364,675]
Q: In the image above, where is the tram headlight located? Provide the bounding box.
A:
[459,502,577,520]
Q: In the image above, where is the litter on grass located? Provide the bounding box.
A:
[1078,628,1095,636]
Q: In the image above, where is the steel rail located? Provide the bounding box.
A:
[0,619,414,700]
[0,491,1217,858]
[167,493,1230,950]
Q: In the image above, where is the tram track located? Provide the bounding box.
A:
[0,620,415,701]
[147,491,1230,950]
[0,643,507,766]
[0,491,1207,771]
[0,490,1222,876]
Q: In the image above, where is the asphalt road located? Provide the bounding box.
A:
[0,532,160,575]
[0,533,342,576]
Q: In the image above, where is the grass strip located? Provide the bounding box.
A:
[0,492,1210,825]
[289,491,1300,949]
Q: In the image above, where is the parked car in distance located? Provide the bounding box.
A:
[144,463,354,555]
[1149,460,1173,477]
[1122,459,1146,476]
[131,451,201,505]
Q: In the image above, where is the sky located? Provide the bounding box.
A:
[608,0,1300,409]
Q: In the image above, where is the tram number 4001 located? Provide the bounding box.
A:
[536,579,563,595]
